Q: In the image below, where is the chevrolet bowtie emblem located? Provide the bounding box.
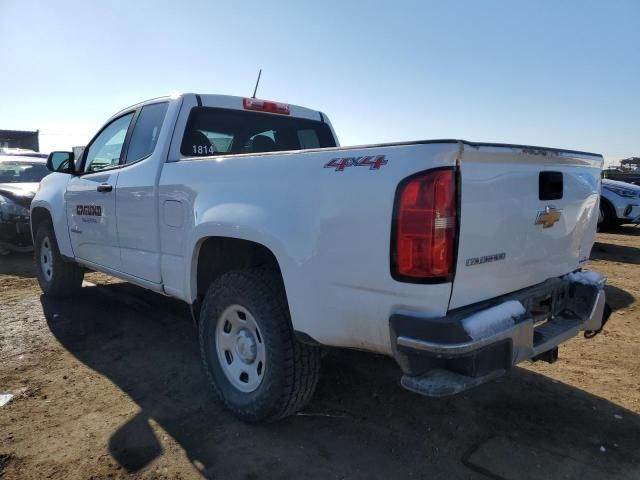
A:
[535,206,562,228]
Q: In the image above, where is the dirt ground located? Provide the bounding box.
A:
[1,228,639,480]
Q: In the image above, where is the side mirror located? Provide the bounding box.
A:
[46,151,75,174]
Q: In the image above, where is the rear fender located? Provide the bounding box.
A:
[187,206,298,317]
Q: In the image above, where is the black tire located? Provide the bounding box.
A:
[199,267,320,423]
[34,220,84,297]
[597,199,618,231]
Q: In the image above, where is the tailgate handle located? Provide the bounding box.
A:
[539,171,563,200]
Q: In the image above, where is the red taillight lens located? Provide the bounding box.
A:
[392,169,457,281]
[243,97,290,115]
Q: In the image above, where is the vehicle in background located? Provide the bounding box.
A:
[0,154,51,254]
[599,178,640,229]
[0,147,47,159]
[31,93,609,422]
[602,168,640,187]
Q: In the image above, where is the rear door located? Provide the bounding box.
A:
[449,144,602,309]
[115,101,169,283]
[66,112,134,269]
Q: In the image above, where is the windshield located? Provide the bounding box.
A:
[181,107,336,156]
[0,161,50,183]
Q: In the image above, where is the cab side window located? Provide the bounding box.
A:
[84,113,134,172]
[125,102,169,163]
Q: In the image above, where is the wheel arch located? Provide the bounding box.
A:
[30,197,75,259]
[191,236,288,324]
[30,206,53,243]
[599,195,616,216]
[599,195,618,222]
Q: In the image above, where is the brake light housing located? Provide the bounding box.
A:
[391,168,458,282]
[243,97,290,115]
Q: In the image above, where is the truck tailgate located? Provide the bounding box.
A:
[449,144,603,310]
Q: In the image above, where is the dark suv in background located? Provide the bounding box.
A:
[0,150,50,254]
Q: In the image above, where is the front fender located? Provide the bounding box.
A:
[31,173,73,258]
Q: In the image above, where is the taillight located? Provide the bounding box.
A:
[243,97,290,115]
[391,168,457,282]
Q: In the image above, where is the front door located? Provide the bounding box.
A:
[66,112,134,269]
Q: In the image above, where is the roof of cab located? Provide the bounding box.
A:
[110,93,323,122]
[196,94,323,121]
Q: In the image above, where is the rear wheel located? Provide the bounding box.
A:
[199,267,320,423]
[34,221,84,296]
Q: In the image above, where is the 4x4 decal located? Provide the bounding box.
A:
[324,155,388,172]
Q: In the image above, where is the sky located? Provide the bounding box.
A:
[1,0,638,165]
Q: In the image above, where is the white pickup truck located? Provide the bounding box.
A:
[32,93,610,422]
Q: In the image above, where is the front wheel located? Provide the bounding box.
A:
[199,268,321,423]
[34,220,84,297]
[597,200,618,231]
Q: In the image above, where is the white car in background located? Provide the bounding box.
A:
[599,178,640,228]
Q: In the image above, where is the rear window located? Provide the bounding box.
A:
[181,107,336,156]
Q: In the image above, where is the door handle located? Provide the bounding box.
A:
[97,184,113,193]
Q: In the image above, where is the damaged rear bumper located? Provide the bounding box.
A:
[391,272,609,397]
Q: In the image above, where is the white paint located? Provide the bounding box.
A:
[32,92,604,355]
[449,145,602,309]
[0,393,14,407]
[565,270,605,287]
[462,301,526,340]
[65,170,121,269]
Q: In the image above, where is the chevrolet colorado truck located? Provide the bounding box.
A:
[32,93,609,422]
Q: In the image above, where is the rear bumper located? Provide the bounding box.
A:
[391,273,608,397]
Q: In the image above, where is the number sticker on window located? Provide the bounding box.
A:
[192,145,216,155]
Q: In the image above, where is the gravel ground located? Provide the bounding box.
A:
[0,227,639,479]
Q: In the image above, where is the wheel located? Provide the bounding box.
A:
[34,220,84,297]
[597,199,618,231]
[199,267,321,423]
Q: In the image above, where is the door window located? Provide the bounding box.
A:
[125,102,169,163]
[84,113,134,172]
